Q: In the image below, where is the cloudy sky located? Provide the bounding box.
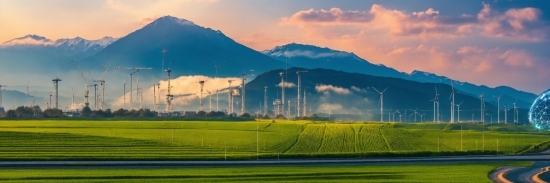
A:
[0,0,549,94]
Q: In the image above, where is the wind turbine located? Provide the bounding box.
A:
[115,67,153,110]
[279,72,285,116]
[431,87,440,123]
[372,87,389,122]
[92,66,109,110]
[296,70,307,117]
[513,99,518,124]
[70,59,90,108]
[206,90,212,112]
[449,82,455,123]
[0,84,6,110]
[228,80,234,115]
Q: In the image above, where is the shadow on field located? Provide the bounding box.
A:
[3,172,403,181]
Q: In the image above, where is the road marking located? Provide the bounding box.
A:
[496,169,513,183]
[532,166,550,183]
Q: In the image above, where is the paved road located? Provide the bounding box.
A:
[1,154,550,168]
[489,161,550,183]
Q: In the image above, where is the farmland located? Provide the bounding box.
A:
[0,162,532,182]
[0,120,548,160]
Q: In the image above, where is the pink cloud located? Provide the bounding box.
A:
[281,8,373,24]
[478,4,548,41]
[281,4,548,41]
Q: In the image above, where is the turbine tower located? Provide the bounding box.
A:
[279,72,285,116]
[296,70,307,117]
[228,80,234,115]
[199,80,205,112]
[479,94,485,123]
[513,100,518,124]
[495,95,502,123]
[70,59,90,108]
[449,83,455,123]
[372,87,389,122]
[165,68,174,114]
[303,88,307,117]
[206,90,212,112]
[93,66,109,110]
[240,73,246,115]
[0,85,6,110]
[263,86,268,115]
[52,78,62,109]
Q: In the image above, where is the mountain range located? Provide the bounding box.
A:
[0,15,538,111]
[244,67,529,122]
[262,43,536,109]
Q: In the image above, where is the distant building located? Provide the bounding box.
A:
[0,107,5,117]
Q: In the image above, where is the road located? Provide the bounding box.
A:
[489,161,550,183]
[1,154,550,168]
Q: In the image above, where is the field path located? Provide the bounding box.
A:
[380,129,392,151]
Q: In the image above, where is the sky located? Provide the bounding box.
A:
[0,0,549,94]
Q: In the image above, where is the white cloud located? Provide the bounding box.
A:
[351,86,367,93]
[315,84,350,95]
[277,81,296,88]
[111,75,240,110]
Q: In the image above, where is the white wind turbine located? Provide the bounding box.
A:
[449,82,456,123]
[372,87,389,122]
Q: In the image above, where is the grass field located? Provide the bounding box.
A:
[0,162,532,182]
[0,120,548,160]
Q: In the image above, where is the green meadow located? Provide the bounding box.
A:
[0,120,547,160]
[0,162,532,182]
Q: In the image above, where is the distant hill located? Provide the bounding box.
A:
[262,43,537,109]
[82,16,285,78]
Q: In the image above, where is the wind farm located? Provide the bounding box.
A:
[0,1,549,182]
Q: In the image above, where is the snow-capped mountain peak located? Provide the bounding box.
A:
[54,36,118,50]
[2,34,53,46]
[145,15,196,27]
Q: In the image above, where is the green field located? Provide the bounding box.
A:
[0,120,548,160]
[0,162,532,182]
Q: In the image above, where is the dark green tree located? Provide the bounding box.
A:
[81,106,92,117]
[43,108,64,118]
[239,113,251,118]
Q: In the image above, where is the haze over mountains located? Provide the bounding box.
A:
[0,15,538,113]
